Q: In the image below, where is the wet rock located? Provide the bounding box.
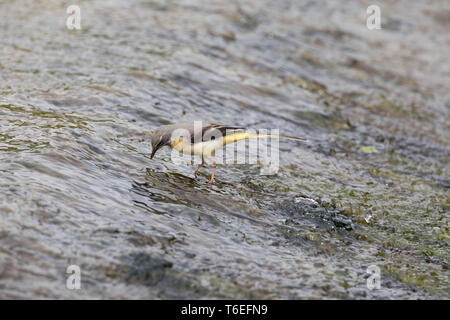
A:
[279,195,354,231]
[123,252,173,286]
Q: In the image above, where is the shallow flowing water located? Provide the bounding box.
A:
[0,0,449,299]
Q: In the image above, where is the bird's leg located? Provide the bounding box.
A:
[209,162,216,184]
[194,157,204,177]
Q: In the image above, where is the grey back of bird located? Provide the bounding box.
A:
[153,122,245,145]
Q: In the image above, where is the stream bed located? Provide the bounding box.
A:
[0,0,449,299]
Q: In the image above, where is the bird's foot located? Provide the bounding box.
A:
[194,160,204,178]
[194,167,202,178]
[209,163,216,184]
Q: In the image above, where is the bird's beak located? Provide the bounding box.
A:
[150,146,158,159]
[150,141,164,159]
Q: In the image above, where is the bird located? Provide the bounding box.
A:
[149,121,306,184]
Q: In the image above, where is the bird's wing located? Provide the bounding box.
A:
[190,123,246,144]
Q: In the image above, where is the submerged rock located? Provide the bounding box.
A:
[279,195,354,232]
[123,252,173,286]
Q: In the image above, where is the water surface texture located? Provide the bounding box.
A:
[0,0,449,299]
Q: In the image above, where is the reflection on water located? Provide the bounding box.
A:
[0,0,448,299]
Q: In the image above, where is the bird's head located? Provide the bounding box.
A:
[150,128,171,159]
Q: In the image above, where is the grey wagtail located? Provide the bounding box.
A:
[150,121,306,184]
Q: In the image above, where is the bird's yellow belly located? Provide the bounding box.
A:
[172,139,223,158]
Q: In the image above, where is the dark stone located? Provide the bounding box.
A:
[123,252,173,286]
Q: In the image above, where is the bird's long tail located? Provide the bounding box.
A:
[222,132,307,146]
